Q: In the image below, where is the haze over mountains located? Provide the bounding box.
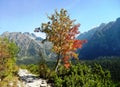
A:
[0,17,120,62]
[77,17,120,59]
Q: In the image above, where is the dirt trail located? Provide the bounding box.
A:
[18,69,51,87]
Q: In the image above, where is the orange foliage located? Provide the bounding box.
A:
[34,9,87,69]
[64,63,70,69]
[62,23,86,68]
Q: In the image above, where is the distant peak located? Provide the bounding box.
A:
[116,17,120,22]
[2,31,9,34]
[23,32,30,35]
[99,23,106,27]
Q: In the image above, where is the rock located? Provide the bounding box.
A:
[18,69,52,87]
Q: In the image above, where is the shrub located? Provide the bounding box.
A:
[0,38,19,86]
[51,63,114,87]
[27,64,39,75]
[39,63,51,79]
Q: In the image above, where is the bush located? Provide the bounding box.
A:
[0,38,19,86]
[51,63,114,87]
[39,63,51,79]
[27,64,39,75]
[85,57,120,83]
[19,64,39,75]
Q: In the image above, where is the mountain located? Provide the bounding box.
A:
[77,17,120,60]
[77,23,106,40]
[1,32,56,64]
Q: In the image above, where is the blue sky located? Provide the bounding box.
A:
[0,0,120,38]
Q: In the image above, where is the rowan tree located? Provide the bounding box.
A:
[34,9,86,71]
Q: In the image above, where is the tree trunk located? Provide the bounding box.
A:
[55,53,61,72]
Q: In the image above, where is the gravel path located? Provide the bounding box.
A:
[18,69,52,87]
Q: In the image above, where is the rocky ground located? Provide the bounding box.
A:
[18,69,52,87]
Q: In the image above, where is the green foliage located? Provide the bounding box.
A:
[16,56,41,65]
[85,56,120,85]
[19,64,39,75]
[0,37,19,86]
[27,64,39,75]
[19,64,27,69]
[0,76,19,87]
[50,63,114,87]
[39,63,51,79]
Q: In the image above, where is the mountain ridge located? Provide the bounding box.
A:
[77,17,120,59]
[1,32,56,64]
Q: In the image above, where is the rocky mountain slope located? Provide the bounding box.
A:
[77,17,120,59]
[1,32,56,64]
[77,23,106,40]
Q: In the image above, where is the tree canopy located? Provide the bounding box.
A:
[35,9,86,70]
